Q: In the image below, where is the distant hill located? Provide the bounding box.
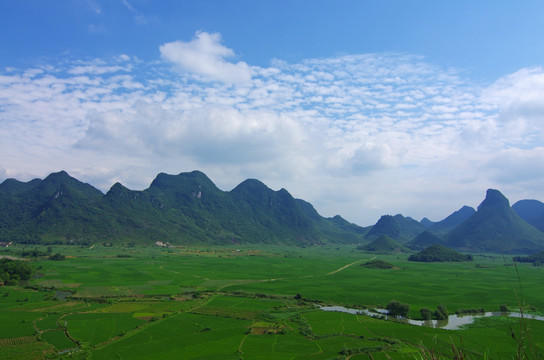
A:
[512,199,544,233]
[512,199,544,220]
[358,235,409,253]
[408,244,472,262]
[295,201,370,243]
[406,231,445,250]
[326,215,370,236]
[426,206,476,235]
[365,214,426,243]
[445,189,544,254]
[0,170,366,246]
[420,217,434,228]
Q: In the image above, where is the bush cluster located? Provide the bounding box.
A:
[0,258,35,285]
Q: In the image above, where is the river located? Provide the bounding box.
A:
[318,305,544,330]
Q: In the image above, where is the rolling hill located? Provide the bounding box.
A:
[406,230,445,250]
[358,235,409,253]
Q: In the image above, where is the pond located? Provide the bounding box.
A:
[318,305,544,330]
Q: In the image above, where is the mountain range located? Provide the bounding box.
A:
[1,170,544,253]
[366,189,544,254]
[0,170,368,246]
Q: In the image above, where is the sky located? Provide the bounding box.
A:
[1,0,544,226]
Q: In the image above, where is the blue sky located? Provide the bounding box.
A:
[1,0,544,225]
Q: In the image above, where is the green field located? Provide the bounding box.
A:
[0,244,542,359]
[40,330,77,351]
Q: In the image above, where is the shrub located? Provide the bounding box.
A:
[362,260,394,269]
[49,253,65,261]
[386,300,409,317]
[433,305,448,320]
[420,308,432,320]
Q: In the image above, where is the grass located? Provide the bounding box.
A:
[40,330,77,351]
[0,311,43,338]
[35,313,62,331]
[0,244,541,359]
[91,313,250,360]
[65,312,147,346]
[0,337,53,360]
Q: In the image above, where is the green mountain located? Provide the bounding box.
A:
[445,189,544,254]
[358,235,409,253]
[0,171,110,243]
[0,178,41,195]
[0,170,366,246]
[420,217,434,228]
[526,213,544,233]
[365,214,426,243]
[425,206,476,235]
[408,244,473,262]
[406,230,445,250]
[295,202,371,243]
[512,199,544,233]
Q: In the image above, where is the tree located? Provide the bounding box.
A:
[0,259,35,285]
[386,300,409,317]
[49,253,65,261]
[434,304,448,320]
[420,308,432,320]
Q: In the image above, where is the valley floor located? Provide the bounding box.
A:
[0,244,542,359]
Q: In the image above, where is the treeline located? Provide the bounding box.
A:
[513,250,544,264]
[0,259,35,285]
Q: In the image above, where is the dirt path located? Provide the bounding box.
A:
[237,334,248,359]
[206,256,378,292]
[326,257,376,275]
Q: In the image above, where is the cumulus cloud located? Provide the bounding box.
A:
[482,67,544,144]
[160,32,252,84]
[77,103,307,166]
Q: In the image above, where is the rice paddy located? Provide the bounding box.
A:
[0,244,542,359]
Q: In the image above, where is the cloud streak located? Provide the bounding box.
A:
[1,32,544,224]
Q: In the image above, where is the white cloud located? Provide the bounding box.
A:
[482,67,544,144]
[2,40,544,224]
[77,103,309,167]
[160,32,252,85]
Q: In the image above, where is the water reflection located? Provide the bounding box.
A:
[318,305,544,330]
